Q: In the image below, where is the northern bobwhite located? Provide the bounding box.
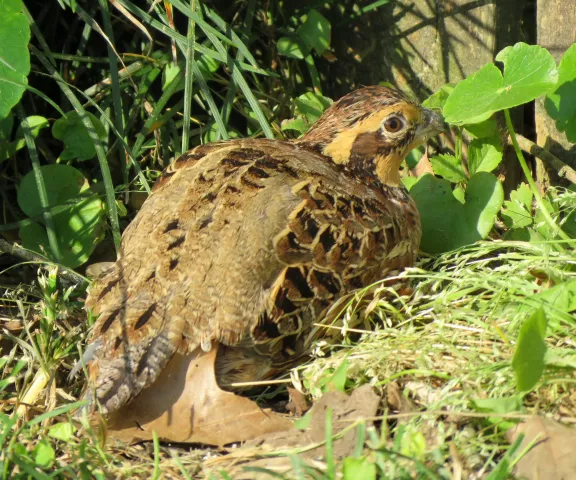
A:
[83,86,443,414]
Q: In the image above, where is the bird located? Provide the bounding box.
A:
[81,86,444,415]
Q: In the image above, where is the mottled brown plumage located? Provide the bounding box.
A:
[83,86,443,414]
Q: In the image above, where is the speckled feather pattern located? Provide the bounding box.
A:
[83,86,436,414]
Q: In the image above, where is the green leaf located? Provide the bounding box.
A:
[17,165,104,267]
[512,308,547,392]
[471,395,523,430]
[430,154,466,183]
[281,117,310,135]
[342,457,376,480]
[276,37,305,59]
[545,43,576,142]
[410,172,503,253]
[465,172,505,237]
[405,146,424,169]
[296,9,331,55]
[501,184,533,229]
[400,431,426,459]
[34,439,55,467]
[468,138,503,176]
[401,176,418,191]
[294,92,332,123]
[52,111,107,161]
[523,279,576,315]
[444,43,558,124]
[48,422,76,441]
[511,182,533,208]
[501,200,532,229]
[294,410,313,431]
[0,115,49,162]
[319,359,349,393]
[464,118,498,139]
[17,164,89,218]
[0,0,30,119]
[422,84,454,110]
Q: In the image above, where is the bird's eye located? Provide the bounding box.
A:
[384,116,405,133]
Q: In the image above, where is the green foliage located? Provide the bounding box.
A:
[0,0,30,119]
[545,43,576,142]
[18,165,104,267]
[444,43,558,124]
[410,173,504,253]
[512,308,548,392]
[52,112,107,161]
[342,457,377,480]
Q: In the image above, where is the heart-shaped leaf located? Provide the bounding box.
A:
[410,172,504,253]
[52,111,107,161]
[0,0,30,119]
[444,43,558,124]
[545,43,576,142]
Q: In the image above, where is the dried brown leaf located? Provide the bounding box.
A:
[506,416,576,480]
[106,346,293,446]
[207,385,380,478]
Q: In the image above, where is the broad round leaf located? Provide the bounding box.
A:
[444,43,558,124]
[0,0,30,119]
[18,165,104,267]
[52,111,107,161]
[410,172,503,253]
[18,164,90,218]
[19,193,104,268]
[545,43,576,142]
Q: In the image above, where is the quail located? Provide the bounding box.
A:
[82,86,444,414]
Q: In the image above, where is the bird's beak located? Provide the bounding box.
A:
[417,108,446,139]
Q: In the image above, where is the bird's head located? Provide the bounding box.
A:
[297,86,444,187]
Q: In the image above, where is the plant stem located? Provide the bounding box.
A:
[504,109,572,244]
[510,134,576,185]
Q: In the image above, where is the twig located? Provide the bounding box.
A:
[0,238,88,287]
[509,134,576,185]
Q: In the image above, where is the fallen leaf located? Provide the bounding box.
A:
[506,416,576,480]
[106,346,293,446]
[286,387,310,416]
[207,385,380,478]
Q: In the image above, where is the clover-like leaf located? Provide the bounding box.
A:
[297,9,331,55]
[545,43,576,142]
[52,111,107,161]
[444,43,558,125]
[0,0,30,119]
[410,172,503,253]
